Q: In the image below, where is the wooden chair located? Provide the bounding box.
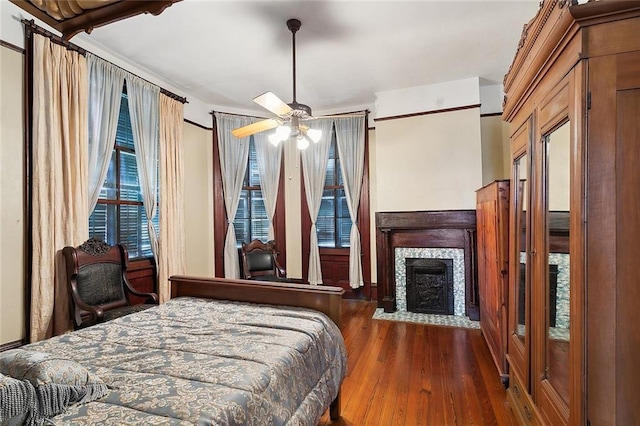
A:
[240,239,287,282]
[62,238,158,329]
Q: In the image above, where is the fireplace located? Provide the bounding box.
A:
[406,258,454,315]
[375,210,479,319]
[397,248,465,315]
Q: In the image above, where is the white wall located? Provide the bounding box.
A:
[283,140,303,279]
[372,79,483,212]
[479,83,510,185]
[0,45,26,345]
[183,122,215,276]
[376,77,480,118]
[480,115,510,185]
[502,120,511,180]
[547,121,570,211]
[479,84,504,115]
[374,108,483,211]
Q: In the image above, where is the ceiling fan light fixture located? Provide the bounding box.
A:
[306,128,322,143]
[232,17,347,147]
[297,135,310,150]
[277,125,292,139]
[269,125,291,146]
[268,133,282,146]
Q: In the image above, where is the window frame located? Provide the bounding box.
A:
[212,116,287,276]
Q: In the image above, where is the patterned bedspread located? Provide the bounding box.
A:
[22,297,347,425]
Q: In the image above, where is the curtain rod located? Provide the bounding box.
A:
[319,109,369,118]
[211,109,369,118]
[22,19,188,104]
[210,111,264,119]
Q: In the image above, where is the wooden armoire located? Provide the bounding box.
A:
[476,180,510,386]
[502,1,640,425]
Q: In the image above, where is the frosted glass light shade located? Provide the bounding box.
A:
[269,125,291,146]
[306,128,322,143]
[297,135,310,150]
[275,125,291,139]
[268,133,282,146]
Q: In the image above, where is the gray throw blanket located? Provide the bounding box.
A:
[0,373,38,425]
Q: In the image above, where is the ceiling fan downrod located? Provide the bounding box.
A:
[287,18,301,104]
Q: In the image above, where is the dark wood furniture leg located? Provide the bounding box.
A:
[330,392,341,420]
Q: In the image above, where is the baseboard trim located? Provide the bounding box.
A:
[0,339,26,352]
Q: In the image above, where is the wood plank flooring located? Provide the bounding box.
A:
[319,300,517,426]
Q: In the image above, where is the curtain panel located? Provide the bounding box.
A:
[301,118,334,285]
[214,112,252,278]
[125,74,160,262]
[158,95,186,302]
[253,132,283,241]
[30,34,89,341]
[335,115,366,289]
[86,53,125,213]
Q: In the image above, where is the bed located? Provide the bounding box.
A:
[0,276,347,425]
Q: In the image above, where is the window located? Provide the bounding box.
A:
[234,138,269,245]
[88,87,158,259]
[212,125,287,276]
[317,131,351,248]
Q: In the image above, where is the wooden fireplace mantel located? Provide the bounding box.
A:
[375,210,478,319]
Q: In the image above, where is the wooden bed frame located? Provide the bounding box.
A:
[169,275,345,420]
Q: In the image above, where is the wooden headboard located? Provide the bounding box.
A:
[169,275,345,328]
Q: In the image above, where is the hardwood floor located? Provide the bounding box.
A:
[319,300,517,426]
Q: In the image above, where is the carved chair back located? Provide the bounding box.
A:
[62,238,158,328]
[240,240,286,281]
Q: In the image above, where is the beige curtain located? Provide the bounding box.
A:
[157,94,186,302]
[31,34,88,341]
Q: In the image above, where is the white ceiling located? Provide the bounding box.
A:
[27,1,541,117]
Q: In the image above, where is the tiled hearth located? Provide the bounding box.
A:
[549,252,570,340]
[549,253,570,328]
[372,308,480,329]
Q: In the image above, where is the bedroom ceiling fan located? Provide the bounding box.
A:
[231,18,325,150]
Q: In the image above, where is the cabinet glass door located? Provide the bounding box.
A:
[514,153,528,345]
[544,121,570,405]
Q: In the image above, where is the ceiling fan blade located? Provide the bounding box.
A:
[231,118,279,138]
[253,92,293,117]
